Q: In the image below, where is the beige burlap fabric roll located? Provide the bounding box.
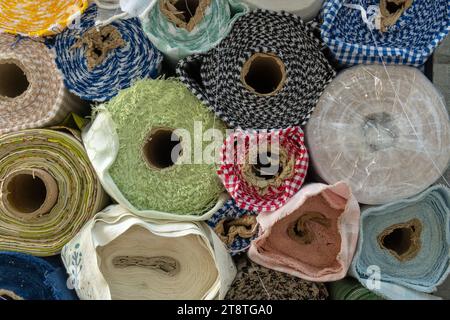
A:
[0,34,84,135]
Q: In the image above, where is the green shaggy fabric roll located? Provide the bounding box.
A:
[97,79,226,216]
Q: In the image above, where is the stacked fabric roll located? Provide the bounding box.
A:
[142,0,248,64]
[53,5,162,102]
[83,79,227,220]
[0,129,107,256]
[0,0,88,37]
[321,0,450,66]
[351,185,450,300]
[0,252,77,300]
[248,182,360,282]
[306,65,450,205]
[0,34,84,135]
[177,9,335,129]
[328,278,383,300]
[62,205,236,300]
[207,199,258,256]
[226,257,329,300]
[240,0,324,22]
[218,127,309,212]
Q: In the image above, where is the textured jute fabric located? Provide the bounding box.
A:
[142,0,248,64]
[0,252,76,300]
[226,257,328,300]
[248,182,360,282]
[207,199,258,256]
[177,10,335,129]
[351,185,450,300]
[217,127,309,212]
[62,205,236,300]
[0,34,84,135]
[240,0,323,22]
[321,0,450,66]
[306,65,450,205]
[53,5,162,102]
[0,0,88,37]
[0,129,107,256]
[83,79,227,221]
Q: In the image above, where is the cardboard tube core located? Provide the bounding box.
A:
[3,169,58,219]
[0,289,24,300]
[143,128,181,170]
[241,53,286,96]
[378,218,422,262]
[251,151,282,180]
[160,0,210,32]
[0,62,29,98]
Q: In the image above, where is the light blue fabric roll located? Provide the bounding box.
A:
[351,185,450,300]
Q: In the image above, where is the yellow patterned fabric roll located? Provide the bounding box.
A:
[0,1,88,37]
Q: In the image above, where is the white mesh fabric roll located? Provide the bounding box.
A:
[306,65,450,205]
[240,0,323,21]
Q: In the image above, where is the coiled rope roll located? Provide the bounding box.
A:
[53,5,162,102]
[0,251,77,300]
[240,0,324,22]
[351,185,450,300]
[0,34,84,135]
[306,65,450,205]
[83,79,227,221]
[0,129,107,256]
[218,127,309,212]
[142,0,248,64]
[0,0,88,37]
[62,205,236,300]
[177,10,335,129]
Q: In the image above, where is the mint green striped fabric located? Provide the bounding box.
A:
[142,0,248,64]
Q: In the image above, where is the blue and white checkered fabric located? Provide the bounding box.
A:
[207,199,258,256]
[321,0,450,66]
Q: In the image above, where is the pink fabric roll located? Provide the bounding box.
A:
[248,182,360,282]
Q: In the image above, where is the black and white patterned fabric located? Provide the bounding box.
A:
[177,10,335,129]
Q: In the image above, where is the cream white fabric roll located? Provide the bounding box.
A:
[306,65,450,205]
[62,205,236,300]
[240,0,323,21]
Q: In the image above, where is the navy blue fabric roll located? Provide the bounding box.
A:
[0,252,77,300]
[53,5,162,102]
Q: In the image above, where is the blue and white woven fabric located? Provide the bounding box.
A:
[321,0,450,66]
[351,185,450,300]
[53,5,162,102]
[207,199,258,256]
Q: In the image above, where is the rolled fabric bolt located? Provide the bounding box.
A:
[321,0,450,66]
[53,4,162,102]
[177,10,335,129]
[226,256,328,300]
[351,185,450,300]
[0,129,107,256]
[207,199,258,255]
[328,278,383,300]
[83,79,227,221]
[0,252,77,300]
[62,205,236,300]
[142,0,248,64]
[0,0,88,37]
[306,65,450,205]
[93,0,156,26]
[248,182,360,282]
[0,34,85,135]
[240,0,324,22]
[218,127,308,212]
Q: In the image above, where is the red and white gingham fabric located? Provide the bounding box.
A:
[218,127,309,213]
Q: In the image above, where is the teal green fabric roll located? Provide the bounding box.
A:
[142,0,248,64]
[328,278,383,300]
